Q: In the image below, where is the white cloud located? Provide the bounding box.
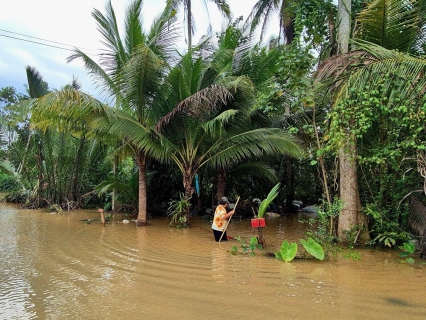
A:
[0,0,264,101]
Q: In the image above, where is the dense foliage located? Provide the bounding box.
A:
[1,0,425,249]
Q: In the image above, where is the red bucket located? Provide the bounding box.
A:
[251,218,266,228]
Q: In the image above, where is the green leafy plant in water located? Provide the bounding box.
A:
[167,193,190,228]
[302,199,361,260]
[275,240,298,262]
[230,236,263,256]
[257,183,280,218]
[372,231,412,248]
[275,238,325,261]
[398,242,416,264]
[366,203,412,248]
[303,199,341,257]
[300,237,325,260]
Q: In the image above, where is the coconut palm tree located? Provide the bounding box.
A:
[149,35,303,221]
[246,0,296,44]
[169,0,231,50]
[67,0,180,225]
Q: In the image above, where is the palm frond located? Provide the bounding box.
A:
[231,161,279,184]
[92,0,127,70]
[70,77,82,91]
[201,109,239,137]
[146,1,181,60]
[353,0,424,53]
[120,44,165,120]
[211,0,231,17]
[246,0,276,42]
[204,128,303,169]
[155,84,233,132]
[25,66,49,98]
[30,88,107,132]
[67,48,119,101]
[96,108,164,157]
[316,41,426,106]
[123,0,145,54]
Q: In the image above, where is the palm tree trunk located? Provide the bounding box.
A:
[112,157,117,211]
[285,156,294,210]
[216,169,226,203]
[183,169,195,224]
[136,151,148,226]
[186,0,192,50]
[71,136,86,201]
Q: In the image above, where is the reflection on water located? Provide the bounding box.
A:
[1,202,426,319]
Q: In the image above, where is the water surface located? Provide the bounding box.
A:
[1,203,425,319]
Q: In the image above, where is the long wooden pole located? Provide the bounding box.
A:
[218,197,240,243]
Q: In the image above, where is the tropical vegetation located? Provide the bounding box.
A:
[0,0,425,255]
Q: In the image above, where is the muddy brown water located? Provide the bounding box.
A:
[1,202,425,320]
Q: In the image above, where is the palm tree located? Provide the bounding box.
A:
[169,0,231,50]
[11,66,50,203]
[4,66,110,209]
[246,0,296,44]
[28,83,112,207]
[150,36,303,221]
[67,0,180,225]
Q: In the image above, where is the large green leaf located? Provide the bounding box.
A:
[275,240,298,262]
[300,237,325,260]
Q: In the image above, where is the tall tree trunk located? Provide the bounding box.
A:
[337,0,370,243]
[338,145,360,236]
[183,168,195,225]
[112,152,121,212]
[284,19,296,45]
[337,0,351,54]
[328,7,338,56]
[285,156,294,211]
[216,169,226,203]
[71,136,86,201]
[186,0,192,50]
[136,151,148,226]
[112,157,117,211]
[37,141,42,208]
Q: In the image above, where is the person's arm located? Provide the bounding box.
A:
[223,210,235,220]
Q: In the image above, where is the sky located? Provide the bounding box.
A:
[0,0,274,102]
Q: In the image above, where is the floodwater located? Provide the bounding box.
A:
[1,202,425,320]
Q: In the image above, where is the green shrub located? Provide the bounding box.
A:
[0,175,19,192]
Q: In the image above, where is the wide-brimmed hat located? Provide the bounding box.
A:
[220,196,229,204]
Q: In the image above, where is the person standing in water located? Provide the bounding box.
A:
[212,197,235,242]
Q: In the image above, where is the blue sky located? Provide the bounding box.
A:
[0,0,273,103]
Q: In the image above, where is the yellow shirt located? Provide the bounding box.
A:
[211,205,228,231]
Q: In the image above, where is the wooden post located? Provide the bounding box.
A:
[258,227,266,248]
[98,208,106,226]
